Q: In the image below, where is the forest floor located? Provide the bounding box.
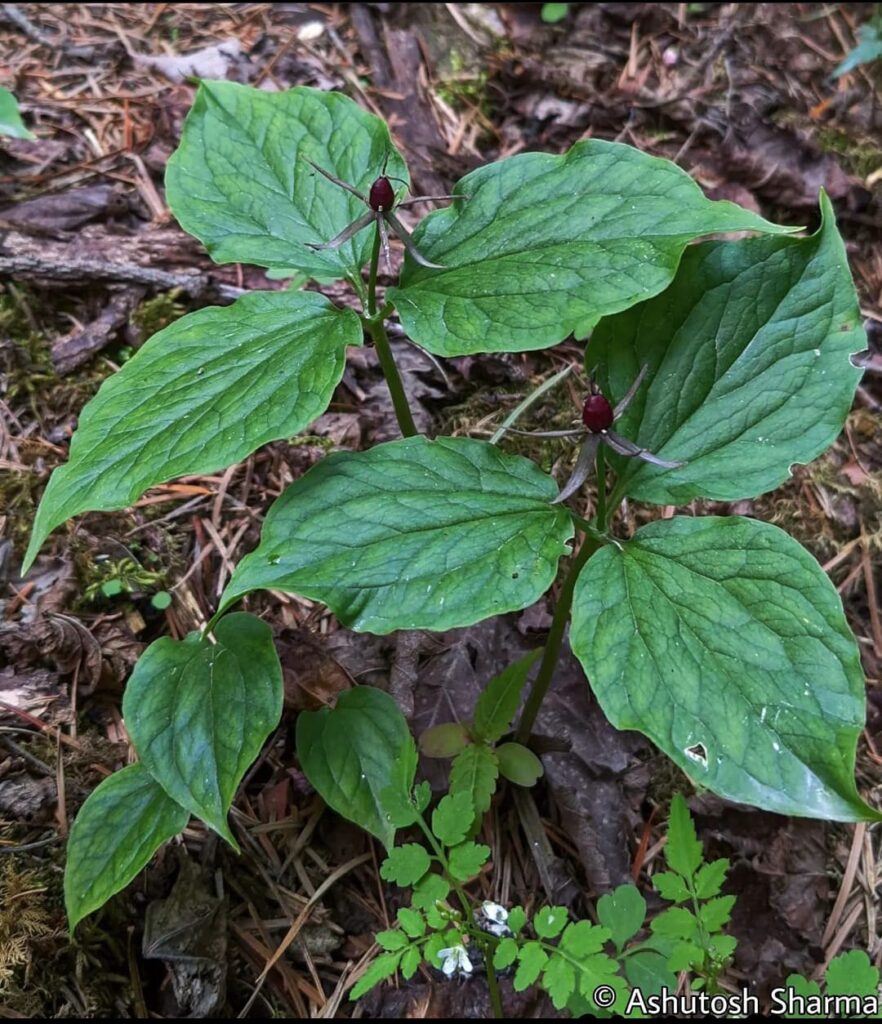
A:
[1,2,881,1017]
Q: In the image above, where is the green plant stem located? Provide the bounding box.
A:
[595,444,607,526]
[364,222,419,438]
[367,317,419,438]
[515,533,600,744]
[414,813,503,1019]
[367,219,381,317]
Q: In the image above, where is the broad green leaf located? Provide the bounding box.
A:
[0,87,35,139]
[559,920,611,957]
[350,951,402,1000]
[825,950,880,997]
[514,942,549,990]
[597,884,647,951]
[624,950,678,998]
[543,955,577,1010]
[449,743,499,822]
[431,792,474,847]
[496,742,544,787]
[665,793,702,881]
[376,929,409,951]
[297,687,416,849]
[64,764,189,930]
[400,946,421,980]
[397,907,426,939]
[472,649,542,742]
[650,907,699,941]
[494,937,519,969]
[389,139,788,356]
[589,193,864,504]
[694,859,729,899]
[652,871,690,904]
[411,872,450,911]
[666,940,704,971]
[698,895,735,932]
[380,844,431,887]
[447,840,490,881]
[24,291,360,572]
[166,81,407,278]
[571,516,876,821]
[534,906,569,939]
[123,613,282,846]
[508,906,527,936]
[222,436,574,633]
[419,723,470,758]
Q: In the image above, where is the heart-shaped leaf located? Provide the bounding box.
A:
[64,764,189,930]
[166,81,407,278]
[122,613,283,845]
[221,436,574,633]
[588,192,864,503]
[24,290,361,572]
[389,139,789,356]
[296,687,416,849]
[571,516,877,821]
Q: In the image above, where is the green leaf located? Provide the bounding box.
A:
[350,950,402,1000]
[541,3,570,23]
[397,907,426,939]
[447,841,490,881]
[650,907,699,941]
[166,81,407,278]
[380,844,431,887]
[624,950,678,998]
[694,858,729,899]
[571,516,877,821]
[400,946,421,980]
[514,942,549,990]
[534,906,569,940]
[652,871,691,904]
[472,649,542,742]
[64,764,189,930]
[784,972,822,1005]
[666,940,705,972]
[496,742,544,787]
[0,86,35,139]
[665,794,703,881]
[543,955,577,1009]
[431,792,475,847]
[389,139,788,357]
[449,743,499,822]
[122,613,282,846]
[597,884,647,951]
[825,950,880,997]
[376,929,409,951]
[419,723,470,758]
[494,937,519,969]
[411,872,450,911]
[296,686,416,849]
[222,436,573,633]
[589,194,864,505]
[559,920,611,957]
[508,906,527,936]
[834,25,882,77]
[699,895,735,932]
[24,292,360,572]
[708,934,737,961]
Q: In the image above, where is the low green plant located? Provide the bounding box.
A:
[19,81,877,939]
[0,87,35,140]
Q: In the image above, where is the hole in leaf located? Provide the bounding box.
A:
[685,742,708,768]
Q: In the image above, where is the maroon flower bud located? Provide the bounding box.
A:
[368,176,396,211]
[582,394,614,433]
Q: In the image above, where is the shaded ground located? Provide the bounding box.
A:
[1,2,881,1017]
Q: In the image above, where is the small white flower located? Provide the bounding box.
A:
[479,901,511,937]
[438,944,473,978]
